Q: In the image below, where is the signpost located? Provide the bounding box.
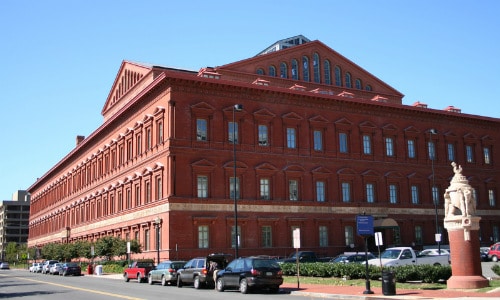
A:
[356,214,374,295]
[293,228,301,288]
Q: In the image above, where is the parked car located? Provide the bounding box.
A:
[42,260,59,274]
[29,263,40,272]
[123,259,155,283]
[60,262,82,276]
[418,249,450,256]
[33,262,43,273]
[277,251,318,263]
[49,263,63,275]
[480,247,490,261]
[488,242,500,262]
[215,256,283,294]
[148,260,186,286]
[177,253,232,289]
[330,253,376,264]
[368,247,450,267]
[0,262,10,270]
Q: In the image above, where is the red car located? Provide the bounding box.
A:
[488,242,500,262]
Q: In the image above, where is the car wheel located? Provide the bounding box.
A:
[493,255,498,262]
[194,276,201,289]
[161,276,167,286]
[216,277,225,292]
[124,273,130,282]
[148,275,153,285]
[239,278,249,294]
[177,276,183,287]
[137,273,142,283]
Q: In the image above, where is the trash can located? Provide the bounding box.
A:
[95,265,103,276]
[87,264,93,275]
[382,270,396,296]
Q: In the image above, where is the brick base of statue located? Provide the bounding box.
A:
[446,222,488,289]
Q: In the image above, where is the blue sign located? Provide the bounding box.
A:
[356,215,374,236]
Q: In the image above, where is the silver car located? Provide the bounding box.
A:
[148,261,186,286]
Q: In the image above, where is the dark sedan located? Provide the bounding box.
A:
[60,262,82,276]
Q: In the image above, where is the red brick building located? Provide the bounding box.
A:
[28,36,500,261]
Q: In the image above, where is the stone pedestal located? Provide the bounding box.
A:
[445,216,489,289]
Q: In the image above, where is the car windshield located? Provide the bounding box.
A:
[65,263,78,267]
[381,249,401,259]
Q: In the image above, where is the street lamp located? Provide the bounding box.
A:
[429,129,441,254]
[154,217,162,265]
[233,104,243,258]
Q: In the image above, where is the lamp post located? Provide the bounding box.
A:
[154,217,162,265]
[429,129,441,254]
[233,104,243,258]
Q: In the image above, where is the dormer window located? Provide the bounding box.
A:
[252,78,270,86]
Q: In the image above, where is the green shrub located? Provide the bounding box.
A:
[492,264,500,276]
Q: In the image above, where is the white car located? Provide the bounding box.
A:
[418,249,450,256]
[29,263,40,272]
[49,263,63,275]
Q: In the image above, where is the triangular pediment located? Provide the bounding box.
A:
[253,108,276,119]
[404,126,420,134]
[309,115,329,123]
[282,112,303,121]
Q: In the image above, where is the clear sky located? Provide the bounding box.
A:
[1,0,499,199]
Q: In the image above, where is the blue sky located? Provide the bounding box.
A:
[1,0,499,199]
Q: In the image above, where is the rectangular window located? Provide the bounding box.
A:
[472,188,478,207]
[260,178,270,200]
[363,135,371,155]
[231,225,241,248]
[144,228,150,251]
[156,176,162,200]
[316,181,325,202]
[258,125,268,146]
[287,128,296,148]
[366,183,375,203]
[345,226,354,246]
[126,189,132,209]
[127,140,133,160]
[484,147,491,164]
[228,121,238,144]
[198,225,209,249]
[313,130,322,151]
[489,189,496,206]
[385,137,394,156]
[447,143,455,161]
[146,127,152,150]
[319,226,328,247]
[145,181,151,204]
[411,185,419,204]
[136,135,142,155]
[135,185,141,207]
[432,186,439,205]
[427,141,436,160]
[342,182,351,202]
[261,226,272,248]
[230,177,240,199]
[339,132,348,153]
[389,184,398,204]
[415,226,423,244]
[493,225,499,243]
[466,145,474,163]
[197,175,208,198]
[157,121,163,144]
[197,119,207,141]
[289,179,298,201]
[407,140,415,158]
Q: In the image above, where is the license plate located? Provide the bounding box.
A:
[266,272,273,276]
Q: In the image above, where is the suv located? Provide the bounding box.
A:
[177,253,231,289]
[215,256,283,294]
[488,242,500,262]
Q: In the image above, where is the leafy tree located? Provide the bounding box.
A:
[5,242,18,262]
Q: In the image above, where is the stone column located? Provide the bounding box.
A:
[444,162,489,289]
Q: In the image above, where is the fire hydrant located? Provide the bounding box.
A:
[87,264,93,275]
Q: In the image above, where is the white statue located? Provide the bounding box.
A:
[444,162,477,219]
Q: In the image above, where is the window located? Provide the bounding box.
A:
[472,188,478,207]
[345,226,354,246]
[136,135,142,155]
[156,176,162,200]
[342,182,351,202]
[302,56,309,81]
[355,79,362,90]
[339,132,348,153]
[415,226,423,244]
[345,72,352,88]
[428,141,436,160]
[197,175,208,198]
[385,137,394,156]
[135,185,141,207]
[258,125,268,146]
[231,225,241,248]
[279,62,288,78]
[196,119,207,141]
[389,184,398,204]
[126,189,132,209]
[407,140,416,158]
[228,121,238,144]
[447,143,455,161]
[334,66,342,86]
[146,127,152,150]
[366,183,375,203]
[260,178,270,200]
[316,181,325,202]
[198,225,209,249]
[313,53,320,83]
[489,189,496,206]
[289,179,298,201]
[145,181,151,204]
[230,177,240,199]
[313,130,323,151]
[262,226,272,248]
[156,120,163,144]
[144,228,150,251]
[411,185,419,204]
[319,226,328,247]
[127,140,133,160]
[256,68,264,75]
[432,186,439,205]
[268,65,276,77]
[484,147,491,164]
[466,145,474,163]
[363,135,372,155]
[287,128,296,149]
[291,59,298,80]
[324,60,331,84]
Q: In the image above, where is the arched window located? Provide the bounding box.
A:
[355,79,362,90]
[365,85,372,91]
[302,56,310,82]
[334,66,342,86]
[324,60,331,85]
[291,59,298,80]
[345,72,352,88]
[256,68,264,75]
[269,66,276,77]
[280,62,288,78]
[313,53,320,83]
